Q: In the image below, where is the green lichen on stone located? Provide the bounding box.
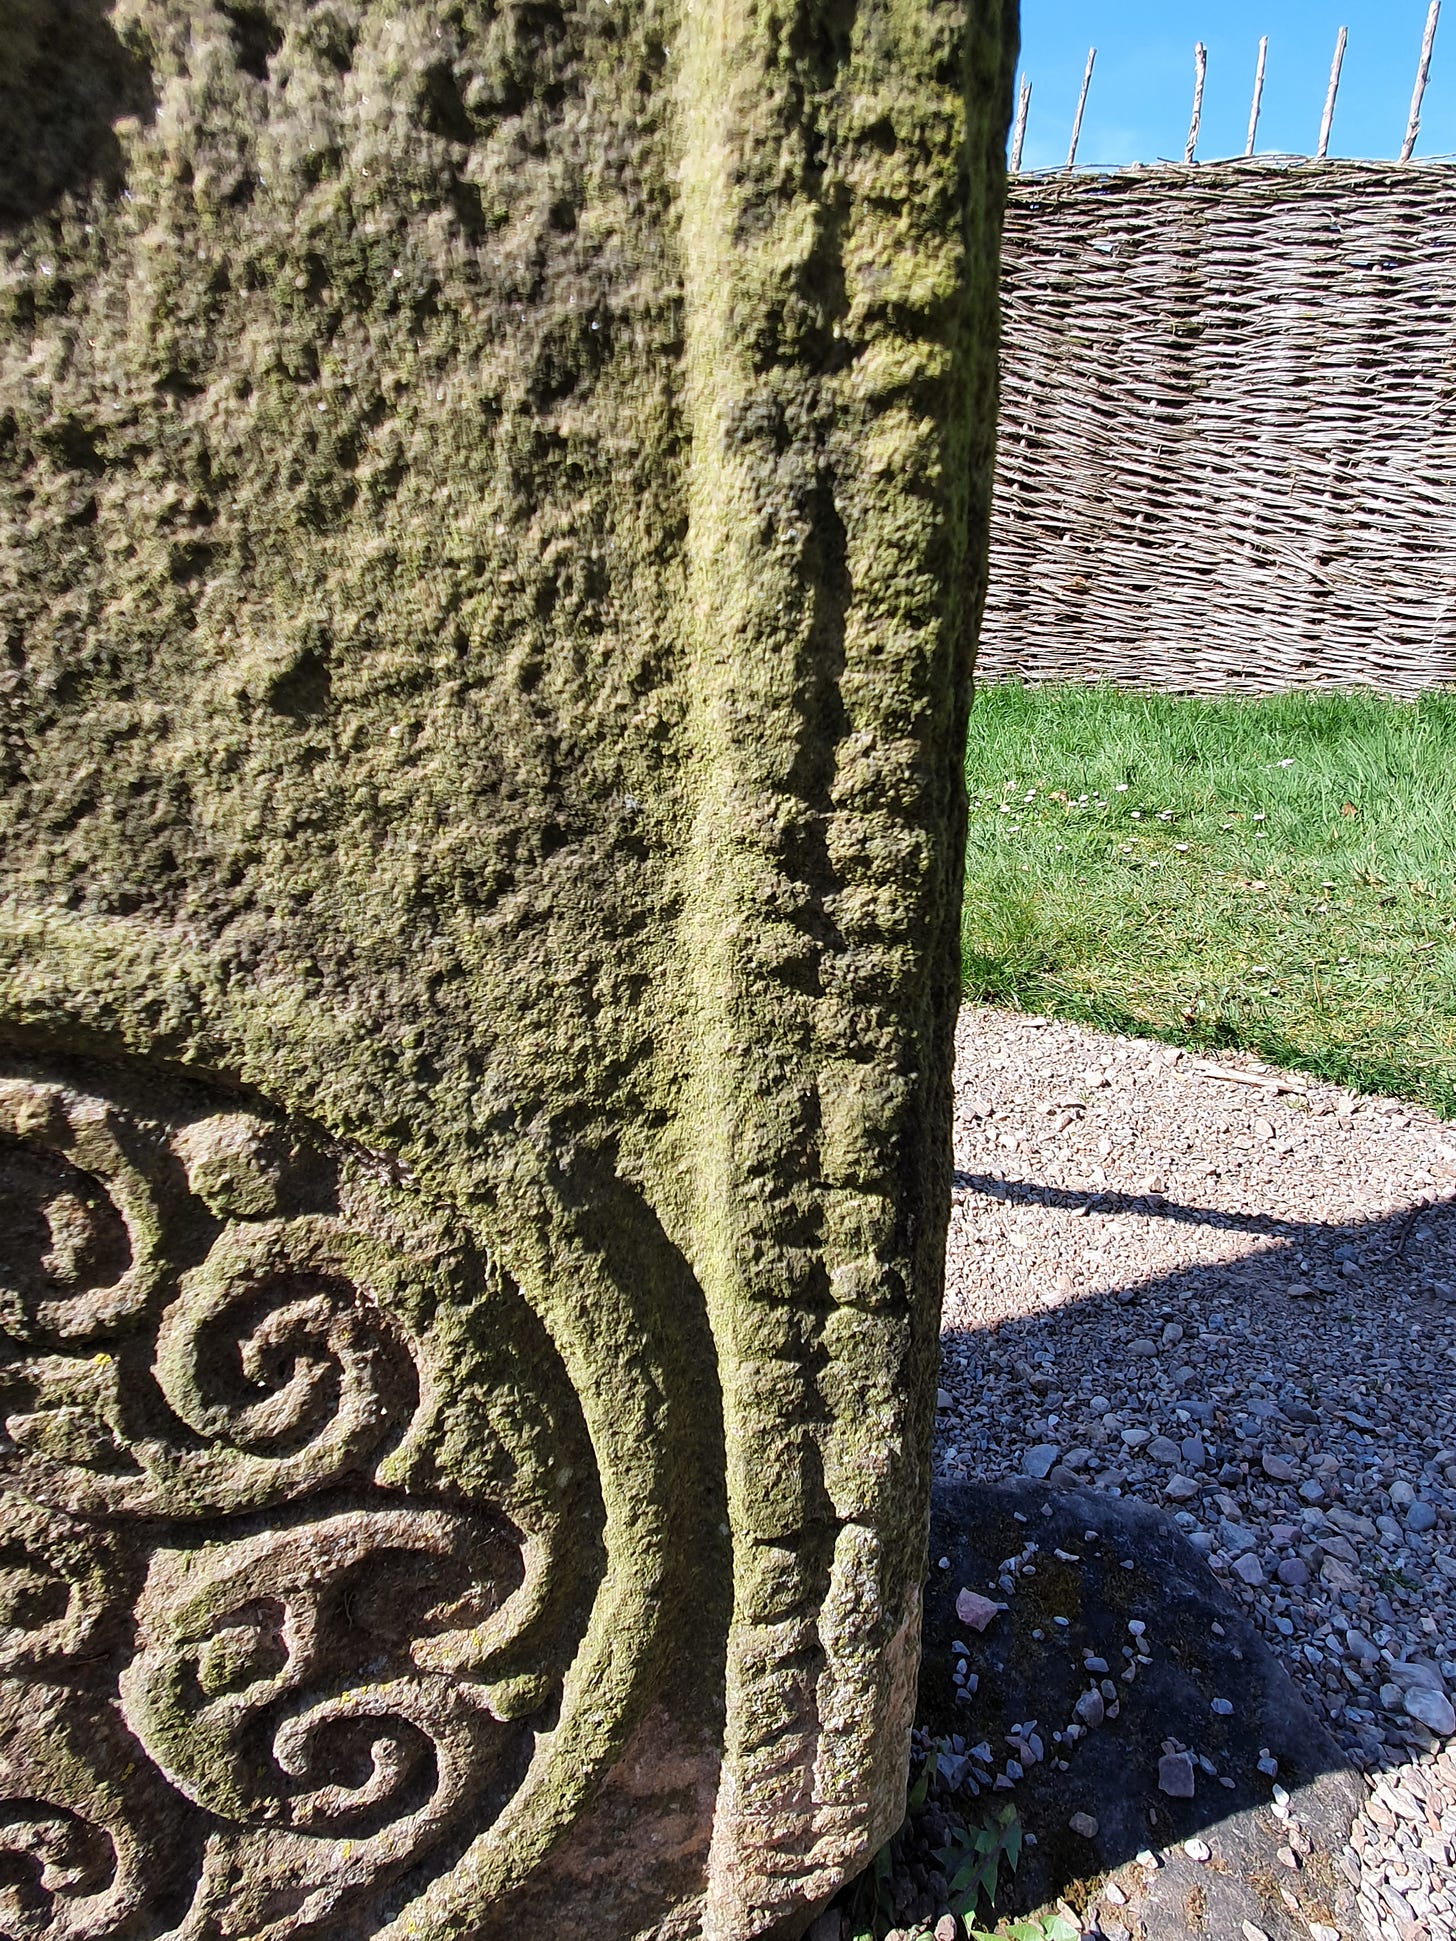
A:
[0,0,1014,1934]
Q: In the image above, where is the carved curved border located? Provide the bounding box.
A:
[0,1024,692,1938]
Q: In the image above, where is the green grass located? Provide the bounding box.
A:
[961,683,1456,1117]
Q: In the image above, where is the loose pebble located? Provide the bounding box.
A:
[1403,1685,1455,1735]
[954,1588,1000,1634]
[1074,1688,1105,1730]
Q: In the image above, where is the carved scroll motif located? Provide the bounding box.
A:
[5,1219,431,1521]
[0,1059,604,1938]
[0,1078,164,1349]
[0,1678,182,1941]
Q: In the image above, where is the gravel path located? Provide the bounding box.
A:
[938,1007,1456,1941]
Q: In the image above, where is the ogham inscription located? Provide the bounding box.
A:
[0,0,1014,1933]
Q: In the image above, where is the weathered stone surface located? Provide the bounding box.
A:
[0,2,1014,1936]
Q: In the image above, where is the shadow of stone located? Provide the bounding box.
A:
[0,0,156,230]
[818,1185,1455,1937]
[919,1477,1362,1940]
[953,1166,1456,1256]
[935,1189,1456,1561]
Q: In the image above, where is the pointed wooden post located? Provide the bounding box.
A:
[1186,42,1208,163]
[1401,0,1442,161]
[1067,47,1096,170]
[1317,25,1348,159]
[1246,36,1269,156]
[1011,74,1032,172]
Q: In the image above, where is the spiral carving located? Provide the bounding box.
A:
[147,1217,422,1516]
[0,1079,163,1348]
[0,1804,130,1941]
[4,1201,429,1518]
[0,1502,117,1677]
[0,1682,180,1941]
[0,1057,608,1937]
[119,1507,531,1910]
[112,1503,552,1936]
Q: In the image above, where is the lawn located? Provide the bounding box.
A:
[960,682,1456,1117]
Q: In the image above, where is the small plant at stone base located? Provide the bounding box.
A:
[844,1842,897,1941]
[935,1803,1023,1928]
[964,1914,1079,1941]
[844,1754,1079,1941]
[844,1742,945,1939]
[971,1920,1079,1941]
[932,1808,1077,1939]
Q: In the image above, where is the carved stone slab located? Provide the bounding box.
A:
[0,1,1015,1934]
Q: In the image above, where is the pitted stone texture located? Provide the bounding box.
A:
[0,1,1015,1935]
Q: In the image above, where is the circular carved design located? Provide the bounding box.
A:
[0,1054,621,1939]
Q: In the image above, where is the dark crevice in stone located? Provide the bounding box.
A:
[221,3,284,84]
[0,0,156,229]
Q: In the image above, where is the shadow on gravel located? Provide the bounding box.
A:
[952,1168,1454,1258]
[940,1184,1456,1467]
[885,1189,1456,1939]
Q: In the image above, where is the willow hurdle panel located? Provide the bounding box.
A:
[981,161,1456,696]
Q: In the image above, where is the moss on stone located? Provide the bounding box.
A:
[0,1,1014,1933]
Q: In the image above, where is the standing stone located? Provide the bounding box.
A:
[0,2,1014,1936]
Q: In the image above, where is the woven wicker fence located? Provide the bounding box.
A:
[979,159,1456,695]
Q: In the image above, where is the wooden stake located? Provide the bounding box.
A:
[1010,74,1032,172]
[1185,42,1208,163]
[1401,0,1441,161]
[1245,35,1269,156]
[1317,25,1347,159]
[1193,1062,1309,1098]
[1066,47,1095,170]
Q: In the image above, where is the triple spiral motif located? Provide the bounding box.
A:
[0,1057,604,1940]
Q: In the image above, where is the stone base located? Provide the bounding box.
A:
[904,1480,1364,1940]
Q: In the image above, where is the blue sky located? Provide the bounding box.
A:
[1016,2,1453,167]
